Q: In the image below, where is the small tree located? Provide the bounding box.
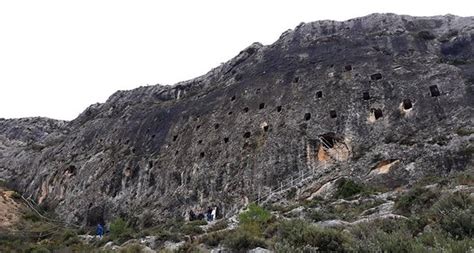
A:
[239,203,271,235]
[110,217,133,243]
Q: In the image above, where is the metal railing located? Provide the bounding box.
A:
[251,162,327,204]
[247,135,344,205]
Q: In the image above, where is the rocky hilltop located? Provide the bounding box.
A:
[0,13,473,229]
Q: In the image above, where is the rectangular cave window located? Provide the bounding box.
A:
[320,132,336,148]
[263,125,269,132]
[259,103,265,109]
[316,91,323,98]
[173,135,178,141]
[304,113,311,121]
[243,107,249,113]
[276,106,282,112]
[370,73,383,80]
[373,108,383,119]
[200,152,205,158]
[429,85,440,97]
[243,132,251,138]
[403,99,412,110]
[224,137,229,143]
[330,110,337,118]
[363,91,370,100]
[345,65,352,71]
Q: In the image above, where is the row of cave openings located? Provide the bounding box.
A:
[171,71,442,159]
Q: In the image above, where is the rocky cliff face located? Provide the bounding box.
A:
[0,13,472,227]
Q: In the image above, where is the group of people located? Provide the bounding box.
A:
[95,206,219,239]
[189,206,218,222]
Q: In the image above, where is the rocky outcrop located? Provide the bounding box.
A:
[0,13,473,227]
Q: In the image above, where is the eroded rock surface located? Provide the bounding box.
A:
[0,13,473,227]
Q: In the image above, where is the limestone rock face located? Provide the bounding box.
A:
[0,13,473,226]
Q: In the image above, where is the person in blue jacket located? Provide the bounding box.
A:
[96,223,104,239]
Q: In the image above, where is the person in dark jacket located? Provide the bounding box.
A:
[96,223,104,239]
[189,210,196,221]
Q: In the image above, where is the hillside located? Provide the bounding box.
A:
[0,13,473,252]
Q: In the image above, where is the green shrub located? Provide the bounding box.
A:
[186,219,208,226]
[110,217,134,243]
[223,230,267,252]
[307,209,335,222]
[240,204,272,225]
[239,203,271,235]
[349,221,423,252]
[28,245,51,253]
[61,229,77,242]
[200,230,231,247]
[429,192,474,239]
[456,127,474,136]
[335,179,364,199]
[153,229,182,242]
[180,224,204,236]
[286,187,297,199]
[455,171,474,186]
[395,187,439,215]
[207,219,228,233]
[10,191,22,200]
[22,210,41,222]
[276,219,349,252]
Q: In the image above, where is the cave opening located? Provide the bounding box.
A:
[224,137,229,143]
[173,135,178,141]
[214,123,220,129]
[373,108,383,119]
[363,91,370,100]
[259,103,265,109]
[330,110,337,118]
[230,95,236,101]
[243,132,251,138]
[403,99,413,110]
[66,165,76,176]
[304,113,311,121]
[293,77,300,83]
[320,132,336,148]
[370,73,383,80]
[200,152,205,158]
[243,107,249,113]
[316,91,323,98]
[345,65,352,71]
[429,85,440,97]
[276,106,282,112]
[263,125,269,132]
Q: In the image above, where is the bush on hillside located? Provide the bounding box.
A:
[276,219,349,252]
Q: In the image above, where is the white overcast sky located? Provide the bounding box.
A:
[0,0,472,120]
